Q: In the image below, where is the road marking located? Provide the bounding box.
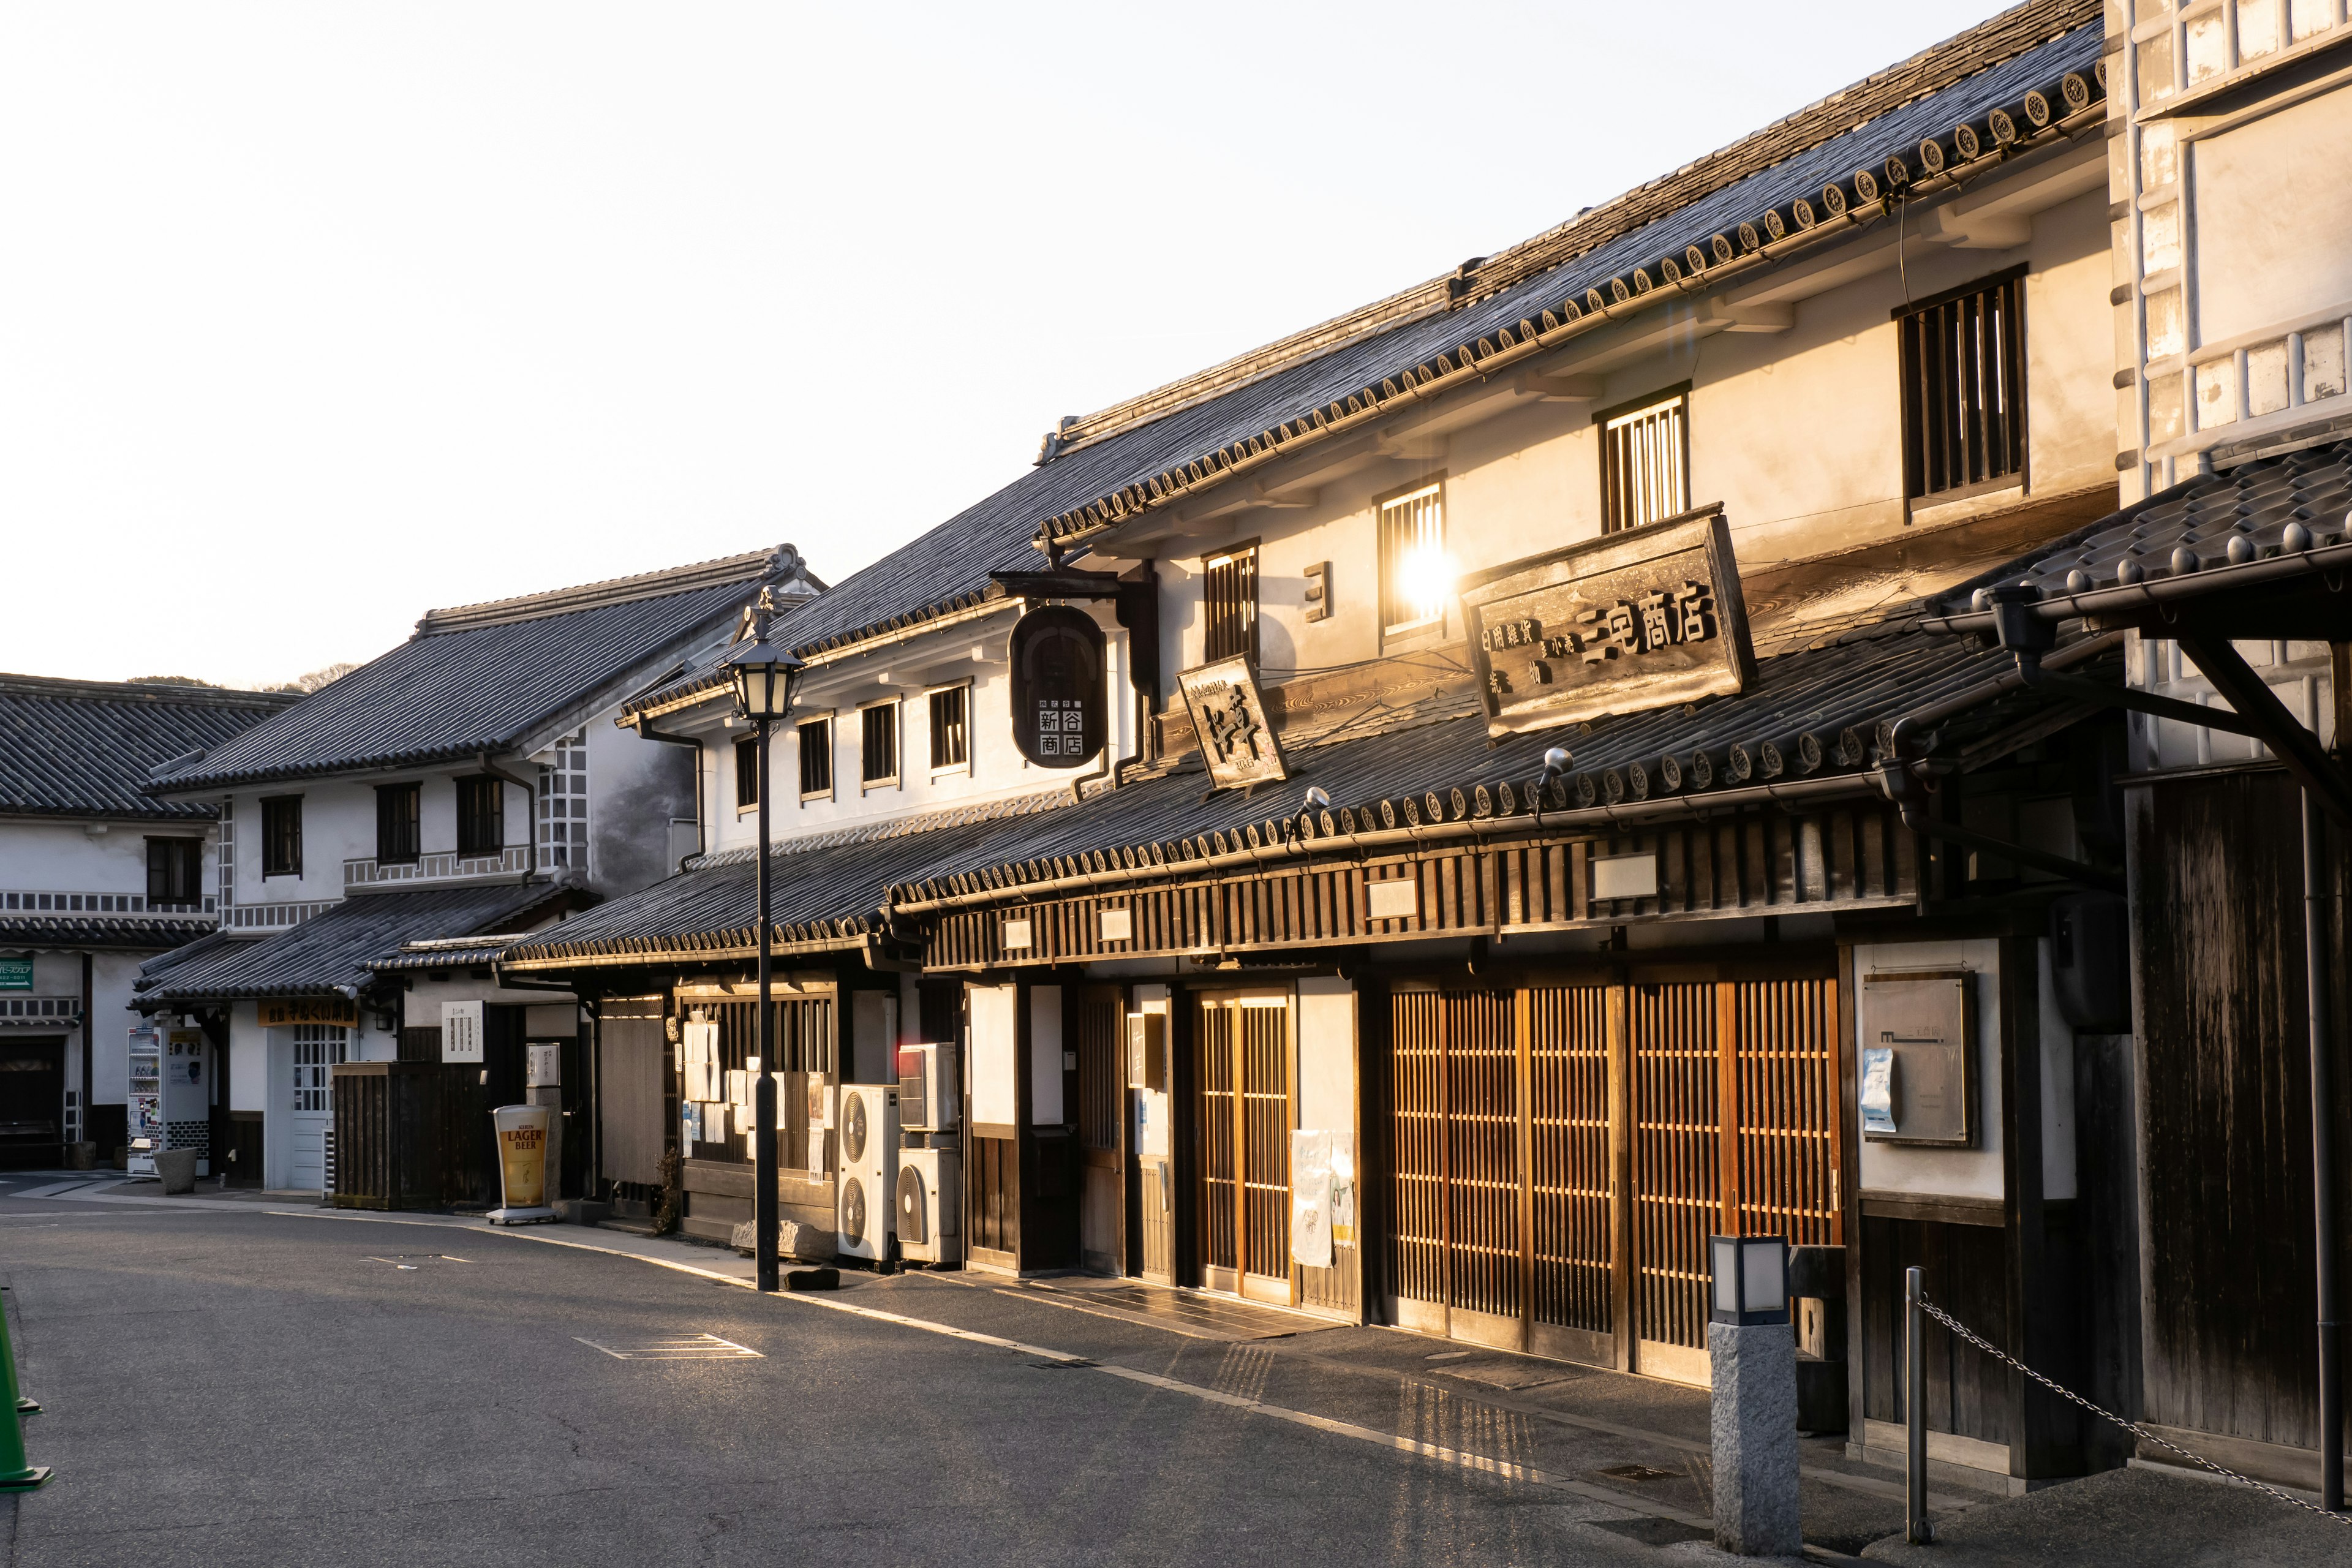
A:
[360,1257,420,1270]
[574,1333,761,1361]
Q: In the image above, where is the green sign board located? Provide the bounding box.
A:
[0,959,32,993]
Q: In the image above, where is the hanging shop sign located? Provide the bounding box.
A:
[1008,605,1107,769]
[258,996,357,1028]
[1177,654,1287,790]
[1456,504,1754,737]
[442,999,485,1063]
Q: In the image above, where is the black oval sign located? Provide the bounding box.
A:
[1009,605,1106,769]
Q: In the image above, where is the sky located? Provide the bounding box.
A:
[0,1,2018,690]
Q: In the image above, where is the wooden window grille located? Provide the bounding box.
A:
[798,717,832,798]
[145,837,203,905]
[1600,390,1689,533]
[1202,542,1259,663]
[374,783,420,864]
[1378,482,1446,637]
[456,775,503,856]
[861,702,898,786]
[734,735,760,809]
[1899,270,2026,501]
[261,794,303,878]
[929,685,968,771]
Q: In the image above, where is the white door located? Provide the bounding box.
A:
[288,1025,347,1191]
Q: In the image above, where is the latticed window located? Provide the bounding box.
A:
[538,728,588,867]
[1600,389,1689,533]
[734,735,760,809]
[1202,542,1258,663]
[1899,269,2026,502]
[261,795,302,877]
[929,685,968,770]
[375,782,420,864]
[798,717,832,798]
[456,775,503,856]
[861,701,899,786]
[1378,482,1446,638]
[292,1025,347,1112]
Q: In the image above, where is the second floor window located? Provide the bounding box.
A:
[862,701,899,788]
[262,795,302,878]
[929,685,968,771]
[1202,542,1258,663]
[146,838,202,905]
[734,735,761,809]
[1600,387,1689,533]
[1899,268,2026,502]
[798,717,832,799]
[456,775,503,856]
[1378,481,1447,639]
[375,782,421,864]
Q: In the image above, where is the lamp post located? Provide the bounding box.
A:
[726,603,804,1294]
[1706,1231,1800,1557]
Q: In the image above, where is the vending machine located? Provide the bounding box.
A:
[127,1023,210,1178]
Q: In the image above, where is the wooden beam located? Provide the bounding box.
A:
[2176,631,2352,828]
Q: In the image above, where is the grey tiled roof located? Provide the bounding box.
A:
[1930,440,2352,628]
[767,10,2104,665]
[0,676,295,820]
[0,914,218,952]
[507,612,2104,962]
[147,550,787,794]
[136,882,571,1001]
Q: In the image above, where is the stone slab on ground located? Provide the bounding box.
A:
[1861,1464,2352,1567]
[727,1218,838,1261]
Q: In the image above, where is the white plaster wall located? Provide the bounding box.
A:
[1295,977,1356,1138]
[0,818,219,903]
[575,705,694,895]
[226,1000,265,1112]
[1853,938,2005,1203]
[2190,83,2352,345]
[91,950,146,1105]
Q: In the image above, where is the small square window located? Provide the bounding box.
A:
[1599,388,1690,533]
[456,775,504,856]
[146,838,203,905]
[375,782,421,864]
[262,796,303,878]
[1378,481,1447,639]
[929,686,969,771]
[862,702,899,787]
[734,735,761,809]
[1203,543,1259,663]
[798,717,833,799]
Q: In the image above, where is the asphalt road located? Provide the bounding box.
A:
[0,1191,1737,1568]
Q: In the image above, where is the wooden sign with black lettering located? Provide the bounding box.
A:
[1177,654,1287,790]
[1457,505,1752,736]
[1009,605,1107,769]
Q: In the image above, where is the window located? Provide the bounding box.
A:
[146,838,202,905]
[1600,387,1689,533]
[1378,480,1447,638]
[1899,269,2026,503]
[861,701,899,788]
[929,685,969,771]
[456,775,503,856]
[1202,541,1259,663]
[291,1024,347,1112]
[798,717,833,799]
[261,795,302,878]
[538,728,588,869]
[375,782,421,864]
[734,734,761,809]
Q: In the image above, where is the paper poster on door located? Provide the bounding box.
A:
[1290,1129,1334,1269]
[1330,1132,1357,1246]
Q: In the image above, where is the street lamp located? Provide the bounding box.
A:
[726,607,804,1294]
[1709,1232,1790,1325]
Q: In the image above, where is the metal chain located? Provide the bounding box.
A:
[1915,1292,2350,1525]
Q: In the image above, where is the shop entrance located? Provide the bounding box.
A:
[1193,990,1292,1305]
[0,1037,64,1170]
[288,1024,348,1193]
[1383,963,1841,1383]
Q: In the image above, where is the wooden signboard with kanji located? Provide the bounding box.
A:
[1456,505,1753,737]
[1177,655,1287,790]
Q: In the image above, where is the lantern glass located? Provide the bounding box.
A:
[1710,1232,1790,1324]
[726,641,802,723]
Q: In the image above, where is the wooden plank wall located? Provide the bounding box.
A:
[2131,771,2351,1453]
[925,801,1915,970]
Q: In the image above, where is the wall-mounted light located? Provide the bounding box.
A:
[1710,1234,1790,1325]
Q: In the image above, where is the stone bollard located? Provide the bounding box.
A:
[155,1148,199,1194]
[1710,1319,1802,1555]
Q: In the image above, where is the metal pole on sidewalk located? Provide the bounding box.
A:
[753,713,778,1294]
[1906,1264,1931,1545]
[2307,790,2342,1512]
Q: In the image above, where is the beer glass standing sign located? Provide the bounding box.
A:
[1009,605,1106,769]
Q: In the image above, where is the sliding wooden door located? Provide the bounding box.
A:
[1193,990,1292,1304]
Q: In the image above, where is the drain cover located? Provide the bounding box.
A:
[1597,1463,1682,1483]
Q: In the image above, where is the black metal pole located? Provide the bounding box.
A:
[1906,1264,1931,1544]
[754,716,779,1294]
[2307,788,2341,1510]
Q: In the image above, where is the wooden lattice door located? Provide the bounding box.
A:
[1630,967,1841,1385]
[1193,992,1292,1304]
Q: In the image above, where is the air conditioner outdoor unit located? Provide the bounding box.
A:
[897,1145,961,1266]
[835,1082,899,1262]
[895,1042,960,1132]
